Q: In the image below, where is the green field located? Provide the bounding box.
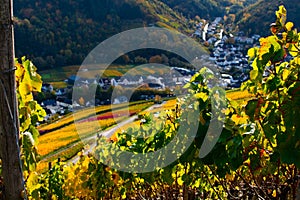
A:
[39,64,173,89]
[39,64,125,89]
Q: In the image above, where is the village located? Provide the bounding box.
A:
[39,66,194,122]
[38,17,261,122]
[193,17,261,88]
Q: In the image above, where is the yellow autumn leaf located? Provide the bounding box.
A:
[231,114,240,125]
[15,63,25,83]
[290,44,299,57]
[177,177,184,186]
[272,190,277,197]
[282,32,287,40]
[247,47,257,59]
[282,69,290,81]
[225,174,234,182]
[286,22,294,31]
[259,37,271,59]
[232,114,248,125]
[126,140,132,146]
[276,5,286,25]
[243,158,250,166]
[240,116,249,124]
[19,83,33,102]
[194,92,208,102]
[291,57,300,65]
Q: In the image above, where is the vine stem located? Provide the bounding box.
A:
[248,166,271,199]
[272,63,283,110]
[276,158,281,199]
[257,119,275,150]
[183,162,188,200]
[236,171,266,200]
[203,166,223,199]
[206,165,240,199]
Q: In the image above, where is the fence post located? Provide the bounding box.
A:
[0,0,24,199]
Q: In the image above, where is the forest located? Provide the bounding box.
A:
[13,0,259,69]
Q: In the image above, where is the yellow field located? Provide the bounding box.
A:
[140,99,177,115]
[162,99,177,109]
[78,69,124,78]
[226,89,255,101]
[38,117,120,157]
[49,81,68,89]
[39,103,129,132]
[38,101,153,158]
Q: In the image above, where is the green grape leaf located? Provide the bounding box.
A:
[29,125,40,145]
[245,99,258,121]
[265,76,281,93]
[280,147,300,167]
[250,70,259,81]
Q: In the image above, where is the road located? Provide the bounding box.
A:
[68,102,165,165]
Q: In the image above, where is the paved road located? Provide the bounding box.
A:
[68,103,165,165]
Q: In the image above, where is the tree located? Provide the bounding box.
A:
[134,56,147,64]
[149,55,162,63]
[161,54,169,65]
[0,0,24,198]
[79,97,85,106]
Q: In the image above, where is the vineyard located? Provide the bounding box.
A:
[1,5,300,200]
[36,101,154,173]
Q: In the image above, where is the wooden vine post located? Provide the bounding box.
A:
[0,0,24,199]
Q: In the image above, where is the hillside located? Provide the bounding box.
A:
[235,0,300,36]
[14,0,261,70]
[161,0,259,18]
[14,0,189,69]
[160,0,223,19]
